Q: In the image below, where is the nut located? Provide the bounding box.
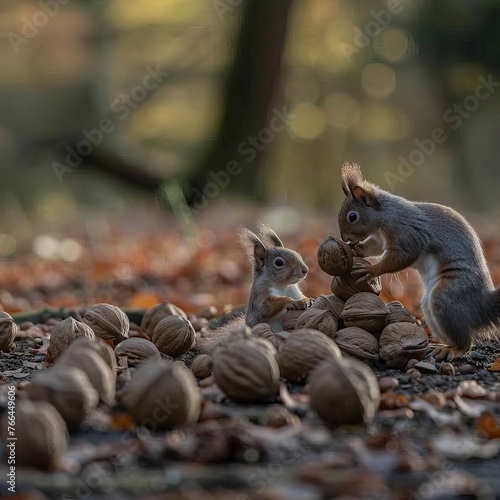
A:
[47,316,95,363]
[191,354,213,379]
[213,331,280,402]
[317,236,353,276]
[0,312,18,352]
[331,264,382,300]
[82,303,129,344]
[311,294,345,319]
[386,301,416,324]
[334,327,379,361]
[115,338,162,367]
[276,328,342,383]
[70,337,117,372]
[27,365,99,431]
[340,292,389,334]
[56,346,116,405]
[0,399,68,470]
[152,316,196,357]
[295,308,339,338]
[282,309,303,331]
[120,360,201,429]
[141,302,187,338]
[379,322,429,369]
[251,323,281,348]
[309,357,380,427]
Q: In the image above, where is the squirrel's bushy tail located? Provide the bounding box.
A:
[487,287,500,331]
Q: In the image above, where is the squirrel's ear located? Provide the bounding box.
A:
[238,226,266,271]
[351,185,378,208]
[340,162,364,196]
[255,222,284,248]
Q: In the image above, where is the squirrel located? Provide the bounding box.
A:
[239,223,309,330]
[338,162,500,360]
[188,223,309,358]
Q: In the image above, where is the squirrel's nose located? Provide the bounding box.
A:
[302,264,308,275]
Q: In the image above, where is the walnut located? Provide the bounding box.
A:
[0,399,68,471]
[311,294,345,319]
[191,354,213,379]
[386,301,417,324]
[331,262,382,300]
[0,312,18,352]
[152,316,196,357]
[379,322,429,369]
[115,338,161,367]
[282,309,303,331]
[141,302,187,338]
[82,303,129,344]
[27,365,99,431]
[276,328,342,383]
[317,235,353,276]
[334,327,379,361]
[309,358,380,427]
[56,345,116,405]
[46,316,95,363]
[70,336,117,372]
[213,332,280,403]
[340,292,389,334]
[295,308,339,338]
[120,360,201,430]
[251,323,281,348]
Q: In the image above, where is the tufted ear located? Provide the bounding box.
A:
[340,163,379,208]
[255,222,284,248]
[238,226,266,272]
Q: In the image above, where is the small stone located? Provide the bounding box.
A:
[422,390,446,408]
[457,380,488,399]
[469,351,487,361]
[414,361,438,374]
[379,376,399,393]
[440,362,455,376]
[458,364,475,375]
[407,368,422,380]
[405,358,419,371]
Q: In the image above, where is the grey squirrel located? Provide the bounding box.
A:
[191,223,309,356]
[338,162,500,360]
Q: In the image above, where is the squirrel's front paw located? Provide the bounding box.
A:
[286,299,308,311]
[351,261,375,283]
[430,345,467,361]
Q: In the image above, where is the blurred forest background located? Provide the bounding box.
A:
[0,0,500,313]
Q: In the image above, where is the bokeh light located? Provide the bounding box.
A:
[288,103,327,141]
[361,63,397,99]
[325,93,361,129]
[374,28,412,62]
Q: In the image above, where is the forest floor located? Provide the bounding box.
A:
[1,207,500,499]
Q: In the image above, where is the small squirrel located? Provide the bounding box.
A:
[338,163,500,360]
[189,223,309,357]
[239,223,309,331]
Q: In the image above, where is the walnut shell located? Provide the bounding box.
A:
[27,365,99,431]
[47,316,95,362]
[56,346,116,405]
[386,301,417,324]
[141,302,187,337]
[331,270,382,301]
[295,308,339,338]
[213,333,280,403]
[334,327,379,361]
[379,322,429,369]
[120,360,201,430]
[251,323,281,348]
[0,312,18,352]
[282,309,303,331]
[191,354,213,379]
[152,316,195,357]
[0,399,68,471]
[309,357,380,428]
[82,303,129,344]
[115,338,161,367]
[276,328,342,383]
[311,294,345,319]
[317,236,353,276]
[340,292,389,334]
[69,336,117,372]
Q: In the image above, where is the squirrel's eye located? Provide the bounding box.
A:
[347,211,359,224]
[274,258,285,267]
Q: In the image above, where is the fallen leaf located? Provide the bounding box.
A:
[488,357,500,371]
[477,413,500,439]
